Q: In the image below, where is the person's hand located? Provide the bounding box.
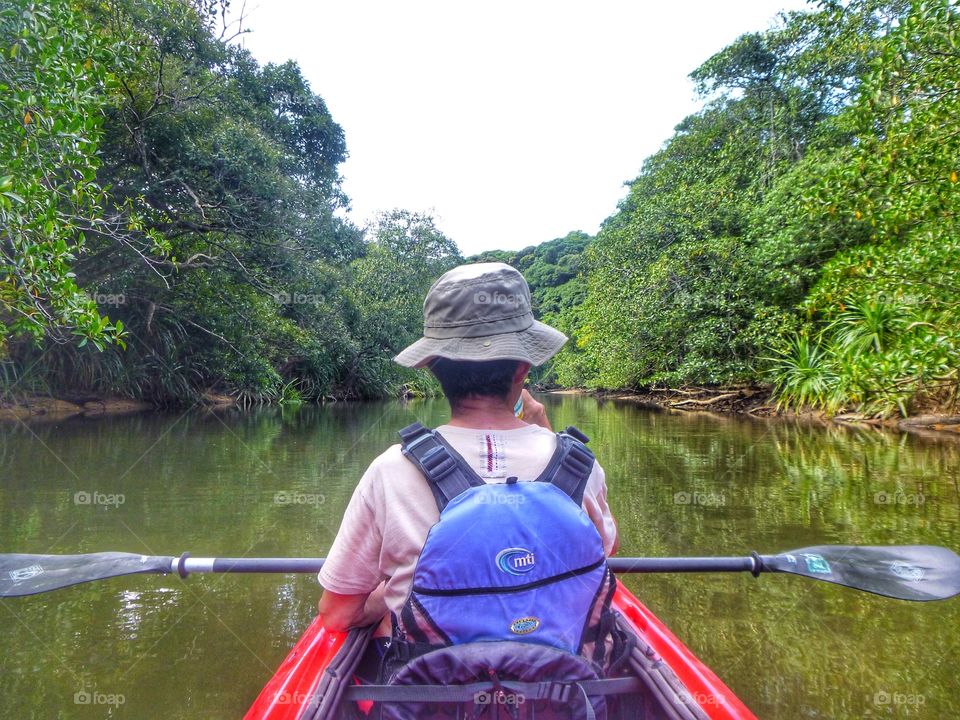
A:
[520,388,552,431]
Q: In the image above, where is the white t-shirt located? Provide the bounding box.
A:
[318,423,618,614]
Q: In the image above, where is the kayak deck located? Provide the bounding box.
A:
[245,582,757,720]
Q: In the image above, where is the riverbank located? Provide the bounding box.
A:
[0,395,156,422]
[551,386,960,440]
[0,392,240,422]
[4,388,959,440]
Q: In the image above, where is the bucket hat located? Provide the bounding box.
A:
[393,262,568,368]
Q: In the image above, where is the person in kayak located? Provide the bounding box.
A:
[317,263,626,717]
[318,262,619,633]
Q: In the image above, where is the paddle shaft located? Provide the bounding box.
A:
[176,555,759,575]
[174,551,959,603]
[609,556,758,574]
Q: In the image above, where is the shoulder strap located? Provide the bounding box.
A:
[398,423,485,512]
[399,423,596,510]
[534,425,595,507]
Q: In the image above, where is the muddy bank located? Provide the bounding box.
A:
[0,395,155,422]
[544,386,960,440]
[599,385,776,416]
[0,392,243,422]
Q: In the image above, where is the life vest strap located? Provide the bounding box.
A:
[543,429,595,507]
[398,422,596,512]
[399,423,485,511]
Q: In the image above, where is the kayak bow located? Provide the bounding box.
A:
[244,581,757,720]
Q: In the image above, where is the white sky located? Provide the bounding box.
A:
[235,1,810,256]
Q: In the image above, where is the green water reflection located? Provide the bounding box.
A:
[0,396,957,718]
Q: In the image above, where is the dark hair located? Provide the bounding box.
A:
[429,358,522,408]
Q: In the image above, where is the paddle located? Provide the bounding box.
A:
[1,545,958,601]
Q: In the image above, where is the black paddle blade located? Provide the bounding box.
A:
[0,552,174,597]
[763,545,960,601]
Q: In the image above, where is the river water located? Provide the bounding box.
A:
[1,396,958,719]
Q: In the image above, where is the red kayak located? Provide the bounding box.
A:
[245,581,757,720]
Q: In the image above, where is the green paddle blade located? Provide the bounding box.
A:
[762,545,960,601]
[0,552,174,597]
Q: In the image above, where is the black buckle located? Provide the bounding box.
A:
[402,431,433,453]
[420,446,457,480]
[561,444,593,476]
[545,681,571,703]
[398,422,428,443]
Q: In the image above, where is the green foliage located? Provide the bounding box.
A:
[341,210,462,398]
[770,0,960,415]
[472,231,590,320]
[278,379,303,406]
[0,0,127,352]
[7,0,957,415]
[397,371,442,399]
[3,0,458,404]
[764,336,839,411]
[552,0,959,417]
[557,44,814,388]
[780,235,960,416]
[828,299,907,356]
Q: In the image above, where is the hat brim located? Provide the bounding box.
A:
[393,320,568,369]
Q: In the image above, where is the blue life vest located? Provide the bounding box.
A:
[393,423,616,659]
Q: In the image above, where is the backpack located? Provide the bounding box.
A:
[376,423,630,720]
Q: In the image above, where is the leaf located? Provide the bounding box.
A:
[23,111,32,125]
